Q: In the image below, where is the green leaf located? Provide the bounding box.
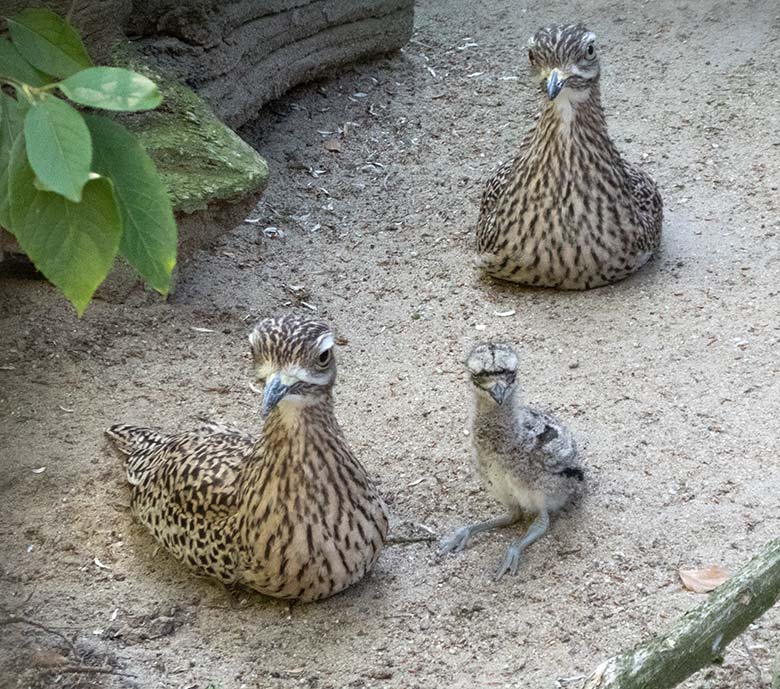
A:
[59,67,162,112]
[8,135,121,315]
[0,37,51,87]
[24,95,92,202]
[86,115,176,294]
[8,8,93,79]
[0,91,25,228]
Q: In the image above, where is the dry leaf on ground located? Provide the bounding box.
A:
[323,138,343,153]
[679,565,729,593]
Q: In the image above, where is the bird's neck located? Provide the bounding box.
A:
[262,396,338,448]
[236,396,343,505]
[473,389,520,421]
[471,390,521,453]
[537,83,607,140]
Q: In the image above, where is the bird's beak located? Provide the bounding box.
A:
[547,69,566,100]
[261,372,290,417]
[489,383,509,405]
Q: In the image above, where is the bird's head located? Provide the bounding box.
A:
[249,315,337,418]
[465,342,519,406]
[528,25,600,102]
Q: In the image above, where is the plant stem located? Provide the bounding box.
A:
[582,536,780,689]
[0,76,25,90]
[0,615,79,658]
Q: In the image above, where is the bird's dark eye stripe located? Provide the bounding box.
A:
[558,467,585,481]
[472,370,515,380]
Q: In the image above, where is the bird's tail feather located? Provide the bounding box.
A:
[105,424,169,457]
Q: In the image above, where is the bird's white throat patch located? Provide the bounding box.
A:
[554,88,590,132]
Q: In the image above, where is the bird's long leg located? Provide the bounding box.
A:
[439,511,522,555]
[495,509,549,580]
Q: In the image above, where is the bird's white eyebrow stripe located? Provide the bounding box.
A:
[286,364,330,385]
[316,333,334,353]
[254,362,329,386]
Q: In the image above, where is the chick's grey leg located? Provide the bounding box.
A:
[439,511,522,555]
[495,509,549,580]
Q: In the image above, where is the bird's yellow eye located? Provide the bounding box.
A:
[318,349,332,367]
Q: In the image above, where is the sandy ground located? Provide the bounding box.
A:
[1,1,779,687]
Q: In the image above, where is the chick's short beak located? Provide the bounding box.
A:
[489,382,509,405]
[261,372,290,417]
[547,69,566,100]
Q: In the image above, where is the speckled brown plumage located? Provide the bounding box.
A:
[476,25,663,289]
[107,316,388,602]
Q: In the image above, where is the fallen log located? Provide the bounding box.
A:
[582,536,780,689]
[128,0,416,127]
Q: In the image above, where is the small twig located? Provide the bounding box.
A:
[383,612,416,619]
[0,615,78,658]
[46,665,135,678]
[386,522,438,545]
[386,534,437,545]
[740,636,763,683]
[65,0,78,23]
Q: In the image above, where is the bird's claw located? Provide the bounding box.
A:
[438,526,472,555]
[494,544,522,580]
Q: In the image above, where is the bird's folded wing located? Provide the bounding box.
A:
[195,418,252,437]
[519,407,580,473]
[476,158,514,253]
[475,122,536,252]
[624,160,663,225]
[129,429,258,519]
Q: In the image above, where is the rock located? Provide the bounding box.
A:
[122,67,269,257]
[128,0,416,127]
[95,65,269,301]
[5,1,415,129]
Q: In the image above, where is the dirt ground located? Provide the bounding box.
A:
[2,0,779,687]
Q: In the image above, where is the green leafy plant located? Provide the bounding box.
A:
[0,8,176,314]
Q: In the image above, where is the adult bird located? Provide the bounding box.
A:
[440,342,585,578]
[106,315,388,602]
[476,25,663,289]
